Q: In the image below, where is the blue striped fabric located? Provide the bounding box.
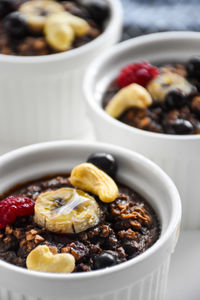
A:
[122,0,200,40]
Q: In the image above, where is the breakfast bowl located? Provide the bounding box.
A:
[0,140,181,300]
[0,0,122,155]
[84,31,200,229]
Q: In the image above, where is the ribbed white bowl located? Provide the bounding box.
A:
[0,0,123,155]
[0,141,181,300]
[84,31,200,230]
[0,256,170,300]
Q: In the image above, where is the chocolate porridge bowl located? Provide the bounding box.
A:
[0,141,181,300]
[0,0,123,154]
[84,31,200,229]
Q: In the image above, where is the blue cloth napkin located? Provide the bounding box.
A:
[122,0,200,40]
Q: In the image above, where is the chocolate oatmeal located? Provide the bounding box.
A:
[0,0,110,56]
[103,57,200,135]
[0,153,160,273]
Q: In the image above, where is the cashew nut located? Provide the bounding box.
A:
[44,12,90,51]
[105,83,153,118]
[26,245,75,273]
[70,163,119,203]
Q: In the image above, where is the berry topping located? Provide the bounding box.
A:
[117,62,159,89]
[87,152,118,177]
[85,0,110,25]
[3,11,29,38]
[164,119,193,135]
[186,56,200,80]
[165,90,187,109]
[0,0,17,19]
[93,252,116,269]
[0,196,34,229]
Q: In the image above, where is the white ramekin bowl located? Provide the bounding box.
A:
[0,0,122,155]
[0,140,181,300]
[84,31,200,230]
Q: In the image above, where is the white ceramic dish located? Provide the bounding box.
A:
[0,140,181,300]
[0,0,122,155]
[84,31,200,230]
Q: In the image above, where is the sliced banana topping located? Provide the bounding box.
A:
[34,188,101,234]
[70,163,119,203]
[26,245,75,273]
[105,83,153,119]
[44,12,90,50]
[147,72,195,101]
[19,0,65,33]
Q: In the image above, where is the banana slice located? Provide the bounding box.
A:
[147,72,195,101]
[34,188,101,234]
[105,83,152,119]
[19,0,65,33]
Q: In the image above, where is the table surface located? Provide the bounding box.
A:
[166,230,200,300]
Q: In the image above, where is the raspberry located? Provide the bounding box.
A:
[0,196,34,229]
[117,62,159,88]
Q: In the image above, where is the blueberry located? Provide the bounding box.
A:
[186,56,200,80]
[87,152,118,177]
[165,90,187,109]
[3,12,28,39]
[93,252,116,270]
[85,0,110,25]
[0,0,17,19]
[165,119,193,135]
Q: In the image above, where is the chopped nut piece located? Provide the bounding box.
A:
[61,247,71,254]
[130,220,142,230]
[48,245,58,255]
[118,229,136,239]
[121,212,138,219]
[30,229,38,235]
[34,235,45,244]
[117,247,127,258]
[5,225,13,235]
[26,231,36,241]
